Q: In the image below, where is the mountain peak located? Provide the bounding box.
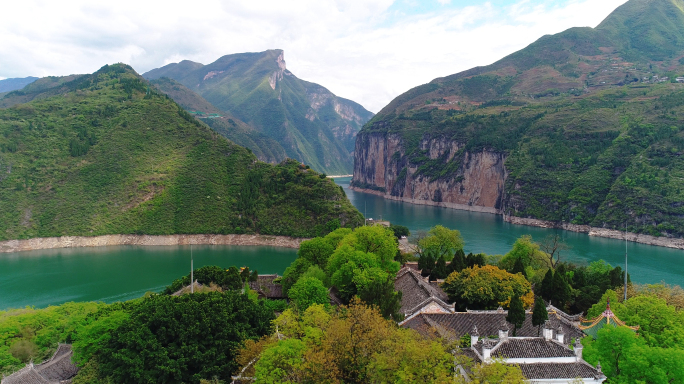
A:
[597,0,684,60]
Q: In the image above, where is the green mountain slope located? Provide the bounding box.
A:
[143,50,374,175]
[0,64,362,241]
[355,0,684,238]
[150,77,287,164]
[0,75,83,108]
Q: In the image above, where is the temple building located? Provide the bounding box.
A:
[395,264,606,383]
[458,322,606,383]
[579,299,639,339]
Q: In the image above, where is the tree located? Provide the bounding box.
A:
[441,265,534,311]
[289,277,329,312]
[537,234,569,269]
[510,256,526,277]
[550,264,571,309]
[430,256,449,281]
[327,245,384,302]
[164,265,243,294]
[98,292,274,383]
[531,296,548,336]
[357,274,404,320]
[538,269,554,302]
[299,265,328,286]
[465,252,486,268]
[339,225,398,265]
[448,249,467,274]
[298,237,335,268]
[459,358,527,384]
[506,295,525,336]
[288,277,330,312]
[389,224,410,239]
[241,266,251,282]
[499,235,547,271]
[417,225,464,262]
[583,325,684,383]
[251,300,453,384]
[281,257,312,296]
[418,251,437,277]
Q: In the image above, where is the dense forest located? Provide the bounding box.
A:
[0,64,363,241]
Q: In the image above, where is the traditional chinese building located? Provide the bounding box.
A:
[579,299,639,339]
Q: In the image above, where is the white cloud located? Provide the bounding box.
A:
[0,0,628,112]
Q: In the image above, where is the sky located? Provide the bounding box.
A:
[0,0,629,112]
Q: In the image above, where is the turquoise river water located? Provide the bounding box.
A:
[0,176,681,310]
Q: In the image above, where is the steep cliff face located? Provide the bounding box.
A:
[352,132,507,213]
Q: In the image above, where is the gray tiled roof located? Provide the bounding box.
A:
[395,267,449,316]
[476,338,575,359]
[35,345,78,381]
[402,311,584,345]
[1,366,53,384]
[519,362,604,379]
[249,274,284,299]
[2,345,78,384]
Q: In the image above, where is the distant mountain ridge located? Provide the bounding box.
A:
[353,0,684,240]
[144,50,373,174]
[0,77,38,93]
[150,77,287,164]
[377,0,684,117]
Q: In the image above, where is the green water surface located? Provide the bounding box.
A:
[335,177,684,289]
[1,177,682,310]
[0,245,296,310]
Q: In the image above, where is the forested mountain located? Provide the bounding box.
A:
[0,64,362,241]
[353,0,684,238]
[143,50,374,174]
[150,77,287,164]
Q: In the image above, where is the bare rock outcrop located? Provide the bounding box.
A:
[351,132,507,214]
[0,234,306,254]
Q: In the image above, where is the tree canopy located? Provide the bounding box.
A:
[245,301,455,384]
[97,292,274,383]
[417,225,464,262]
[441,265,534,311]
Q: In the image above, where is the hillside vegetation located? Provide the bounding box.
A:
[144,50,374,174]
[150,77,287,164]
[0,64,362,241]
[359,0,684,237]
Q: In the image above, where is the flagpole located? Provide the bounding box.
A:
[191,244,194,294]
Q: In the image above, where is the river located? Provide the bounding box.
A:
[0,245,297,310]
[335,177,684,288]
[0,177,682,310]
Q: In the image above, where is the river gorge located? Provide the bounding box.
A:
[0,176,682,310]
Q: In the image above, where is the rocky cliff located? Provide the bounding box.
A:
[349,0,684,242]
[351,132,507,214]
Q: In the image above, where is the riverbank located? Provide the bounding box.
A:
[350,186,684,250]
[326,174,353,178]
[0,234,308,254]
[349,187,499,214]
[505,216,684,250]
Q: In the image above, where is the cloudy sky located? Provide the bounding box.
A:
[1,0,628,112]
